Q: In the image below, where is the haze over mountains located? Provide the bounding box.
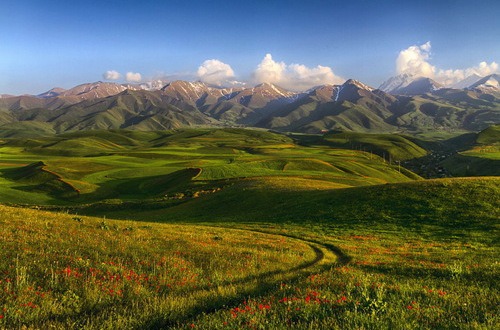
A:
[0,73,499,136]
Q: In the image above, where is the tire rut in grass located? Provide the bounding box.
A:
[144,228,350,329]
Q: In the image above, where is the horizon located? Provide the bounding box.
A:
[1,0,499,95]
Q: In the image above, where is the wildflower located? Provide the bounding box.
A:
[0,315,3,319]
[258,304,270,310]
[64,267,72,276]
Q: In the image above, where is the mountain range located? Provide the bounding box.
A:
[0,74,498,136]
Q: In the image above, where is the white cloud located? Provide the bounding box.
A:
[125,72,142,83]
[197,59,235,86]
[253,53,344,91]
[253,54,286,85]
[396,41,435,77]
[466,61,498,77]
[103,70,121,80]
[396,42,499,86]
[435,62,499,86]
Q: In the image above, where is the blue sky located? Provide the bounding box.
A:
[1,0,499,94]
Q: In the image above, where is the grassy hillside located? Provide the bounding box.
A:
[441,124,500,176]
[0,127,498,328]
[0,204,326,329]
[321,131,427,161]
[100,177,500,243]
[1,175,498,329]
[0,128,419,206]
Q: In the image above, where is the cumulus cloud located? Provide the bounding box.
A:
[396,41,436,77]
[253,54,286,85]
[197,59,236,86]
[434,62,499,86]
[103,70,121,80]
[396,42,499,86]
[253,54,344,91]
[125,72,142,83]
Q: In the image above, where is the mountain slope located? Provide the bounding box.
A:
[468,74,500,96]
[7,90,216,133]
[256,79,399,133]
[1,78,499,135]
[378,73,417,93]
[452,74,482,89]
[393,77,443,95]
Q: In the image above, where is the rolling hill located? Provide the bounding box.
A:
[440,124,500,176]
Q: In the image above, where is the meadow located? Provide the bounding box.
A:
[0,128,498,329]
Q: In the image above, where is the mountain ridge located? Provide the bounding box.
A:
[1,77,498,135]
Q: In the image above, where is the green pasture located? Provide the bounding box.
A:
[0,129,420,206]
[0,128,498,329]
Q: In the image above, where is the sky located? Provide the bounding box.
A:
[1,0,499,94]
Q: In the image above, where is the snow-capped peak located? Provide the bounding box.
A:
[468,74,500,92]
[452,74,482,89]
[378,73,418,93]
[344,79,374,91]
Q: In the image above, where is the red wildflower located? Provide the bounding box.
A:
[0,315,3,319]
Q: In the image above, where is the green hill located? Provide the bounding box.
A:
[0,128,420,206]
[0,126,498,329]
[441,125,500,176]
[106,177,499,242]
[1,161,79,199]
[321,131,427,161]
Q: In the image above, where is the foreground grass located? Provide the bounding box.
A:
[1,176,499,329]
[184,224,499,329]
[0,205,329,329]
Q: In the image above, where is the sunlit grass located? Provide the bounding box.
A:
[0,205,324,329]
[0,128,498,329]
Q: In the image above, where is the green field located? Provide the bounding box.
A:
[440,124,500,176]
[0,128,498,329]
[0,129,419,207]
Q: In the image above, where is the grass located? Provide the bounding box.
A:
[0,127,498,329]
[321,131,428,161]
[0,205,328,329]
[440,124,500,176]
[1,175,498,329]
[0,128,418,206]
